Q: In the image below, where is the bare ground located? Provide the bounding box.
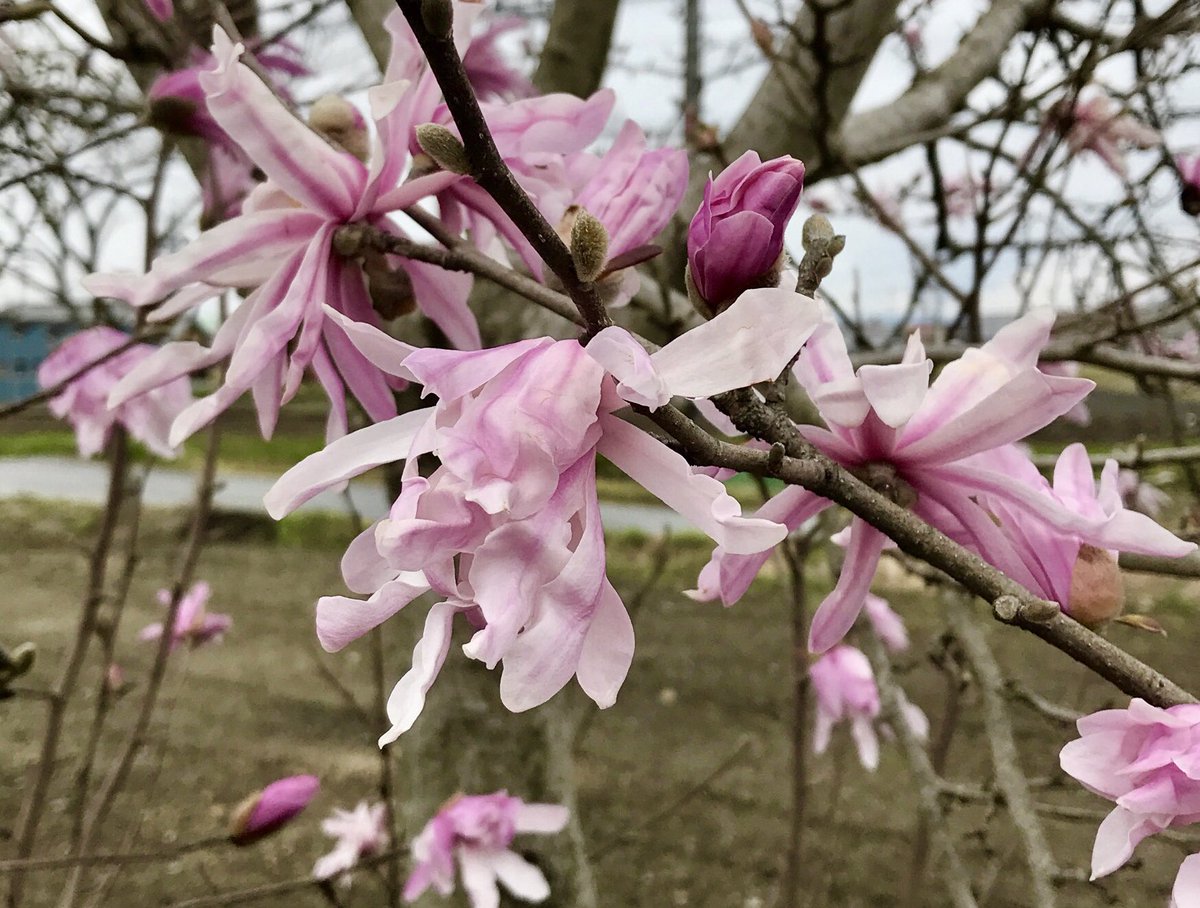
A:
[3,498,1199,907]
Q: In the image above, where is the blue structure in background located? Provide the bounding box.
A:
[0,306,77,403]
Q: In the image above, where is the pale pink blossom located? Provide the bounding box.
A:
[147,43,307,223]
[690,310,1194,652]
[1060,699,1200,887]
[1041,89,1160,178]
[313,801,389,883]
[462,17,533,100]
[37,326,192,459]
[265,288,823,741]
[88,17,474,445]
[138,581,231,650]
[810,645,926,770]
[404,792,567,908]
[229,774,319,846]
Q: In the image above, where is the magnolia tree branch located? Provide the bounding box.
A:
[57,419,223,907]
[385,0,1196,711]
[646,403,1197,708]
[836,0,1053,168]
[392,0,611,336]
[950,606,1059,908]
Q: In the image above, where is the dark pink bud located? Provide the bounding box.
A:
[229,774,319,846]
[686,151,805,314]
[1178,155,1200,217]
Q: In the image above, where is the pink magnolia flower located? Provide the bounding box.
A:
[404,792,567,908]
[229,774,319,846]
[1178,155,1200,216]
[1041,89,1160,178]
[313,801,389,883]
[1060,699,1200,886]
[690,310,1195,652]
[147,42,306,223]
[560,120,689,304]
[88,19,470,445]
[462,16,534,100]
[265,288,822,742]
[687,151,806,314]
[138,581,232,650]
[37,326,192,459]
[810,645,926,770]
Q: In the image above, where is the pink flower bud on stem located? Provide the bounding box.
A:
[686,151,806,316]
[229,775,319,846]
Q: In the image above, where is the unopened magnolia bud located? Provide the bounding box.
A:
[1068,544,1125,628]
[308,96,369,163]
[420,0,454,38]
[802,214,836,250]
[415,124,471,176]
[104,662,128,696]
[229,775,319,846]
[570,210,609,282]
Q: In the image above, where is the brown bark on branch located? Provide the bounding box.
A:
[533,0,621,98]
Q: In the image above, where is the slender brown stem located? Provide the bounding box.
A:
[57,420,222,907]
[0,837,227,873]
[391,0,611,336]
[8,427,131,908]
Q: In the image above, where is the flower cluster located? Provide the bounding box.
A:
[404,792,568,908]
[1061,699,1200,906]
[37,326,193,459]
[266,289,822,742]
[86,8,686,446]
[689,309,1193,651]
[1037,88,1159,178]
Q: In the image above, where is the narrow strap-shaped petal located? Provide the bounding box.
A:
[201,28,365,218]
[83,209,320,307]
[514,804,570,835]
[321,306,418,381]
[584,326,669,409]
[597,414,787,555]
[379,600,470,746]
[316,572,429,652]
[264,407,434,518]
[574,578,635,708]
[808,518,887,653]
[407,259,480,351]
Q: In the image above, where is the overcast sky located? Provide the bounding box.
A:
[5,0,1199,329]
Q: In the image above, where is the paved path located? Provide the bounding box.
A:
[0,456,694,534]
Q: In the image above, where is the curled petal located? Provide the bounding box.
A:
[651,287,823,399]
[598,414,786,555]
[809,518,887,653]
